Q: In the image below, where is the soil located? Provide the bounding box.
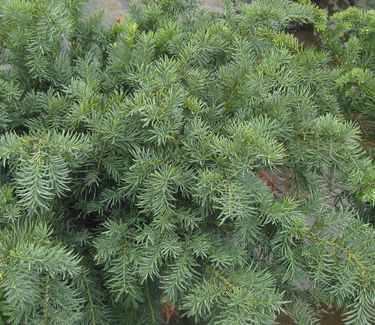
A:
[85,0,373,26]
[85,0,226,25]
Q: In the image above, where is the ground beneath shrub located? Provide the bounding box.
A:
[85,0,373,26]
[85,0,226,25]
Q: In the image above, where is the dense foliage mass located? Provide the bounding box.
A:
[0,0,375,324]
[320,5,375,222]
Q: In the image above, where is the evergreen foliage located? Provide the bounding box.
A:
[317,5,375,225]
[1,0,375,324]
[319,6,375,118]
